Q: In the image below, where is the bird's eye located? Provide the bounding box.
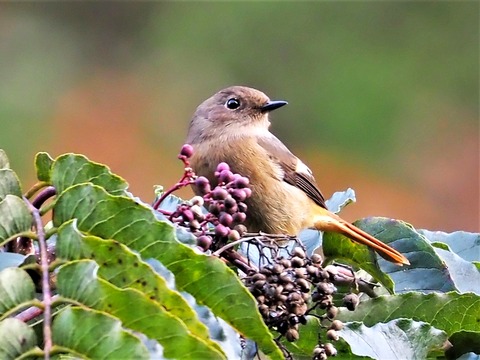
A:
[225,98,240,110]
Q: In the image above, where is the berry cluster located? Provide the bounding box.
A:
[167,145,251,252]
[160,145,362,359]
[243,247,343,358]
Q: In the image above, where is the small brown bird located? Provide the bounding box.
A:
[186,86,409,265]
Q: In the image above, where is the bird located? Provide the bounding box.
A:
[185,86,409,266]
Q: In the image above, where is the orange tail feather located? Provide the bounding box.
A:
[313,210,410,266]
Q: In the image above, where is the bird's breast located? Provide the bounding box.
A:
[189,138,315,235]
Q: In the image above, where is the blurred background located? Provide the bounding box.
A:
[0,2,478,232]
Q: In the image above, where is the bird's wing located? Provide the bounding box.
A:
[257,135,327,209]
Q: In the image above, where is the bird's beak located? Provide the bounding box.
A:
[260,100,288,112]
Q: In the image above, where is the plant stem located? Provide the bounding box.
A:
[24,197,52,360]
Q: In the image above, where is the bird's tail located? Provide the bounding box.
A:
[313,209,410,266]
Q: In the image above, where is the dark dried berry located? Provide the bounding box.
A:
[326,329,339,341]
[306,265,319,277]
[234,224,247,236]
[197,235,212,251]
[329,320,344,331]
[311,291,323,302]
[296,278,310,292]
[326,306,338,319]
[258,304,269,316]
[343,293,360,311]
[292,247,306,258]
[319,295,333,309]
[228,229,240,241]
[289,303,308,316]
[254,280,266,289]
[272,264,284,274]
[252,273,266,282]
[298,315,307,325]
[324,343,337,356]
[291,256,305,268]
[317,282,336,295]
[279,271,293,284]
[279,259,292,269]
[285,328,299,342]
[311,253,322,263]
[313,346,324,356]
[179,144,194,158]
[288,292,302,302]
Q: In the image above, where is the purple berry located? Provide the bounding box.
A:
[181,209,194,222]
[243,187,252,198]
[195,176,211,194]
[232,212,246,223]
[219,212,233,227]
[232,189,247,201]
[234,176,250,188]
[215,224,230,237]
[237,202,247,213]
[225,204,238,215]
[212,187,229,200]
[224,196,237,209]
[179,144,194,158]
[219,170,234,184]
[208,203,221,216]
[216,162,230,173]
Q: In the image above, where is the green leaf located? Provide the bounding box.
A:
[0,150,10,169]
[431,247,480,294]
[35,152,54,182]
[0,195,32,246]
[52,306,149,359]
[51,153,128,195]
[55,221,214,345]
[0,169,22,200]
[338,319,447,360]
[338,292,480,336]
[53,183,282,359]
[0,267,36,318]
[446,331,480,359]
[325,217,455,294]
[419,229,480,262]
[0,318,38,359]
[323,230,395,293]
[57,260,226,359]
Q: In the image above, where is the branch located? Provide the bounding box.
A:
[24,197,52,360]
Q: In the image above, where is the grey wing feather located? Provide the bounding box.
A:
[257,135,327,209]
